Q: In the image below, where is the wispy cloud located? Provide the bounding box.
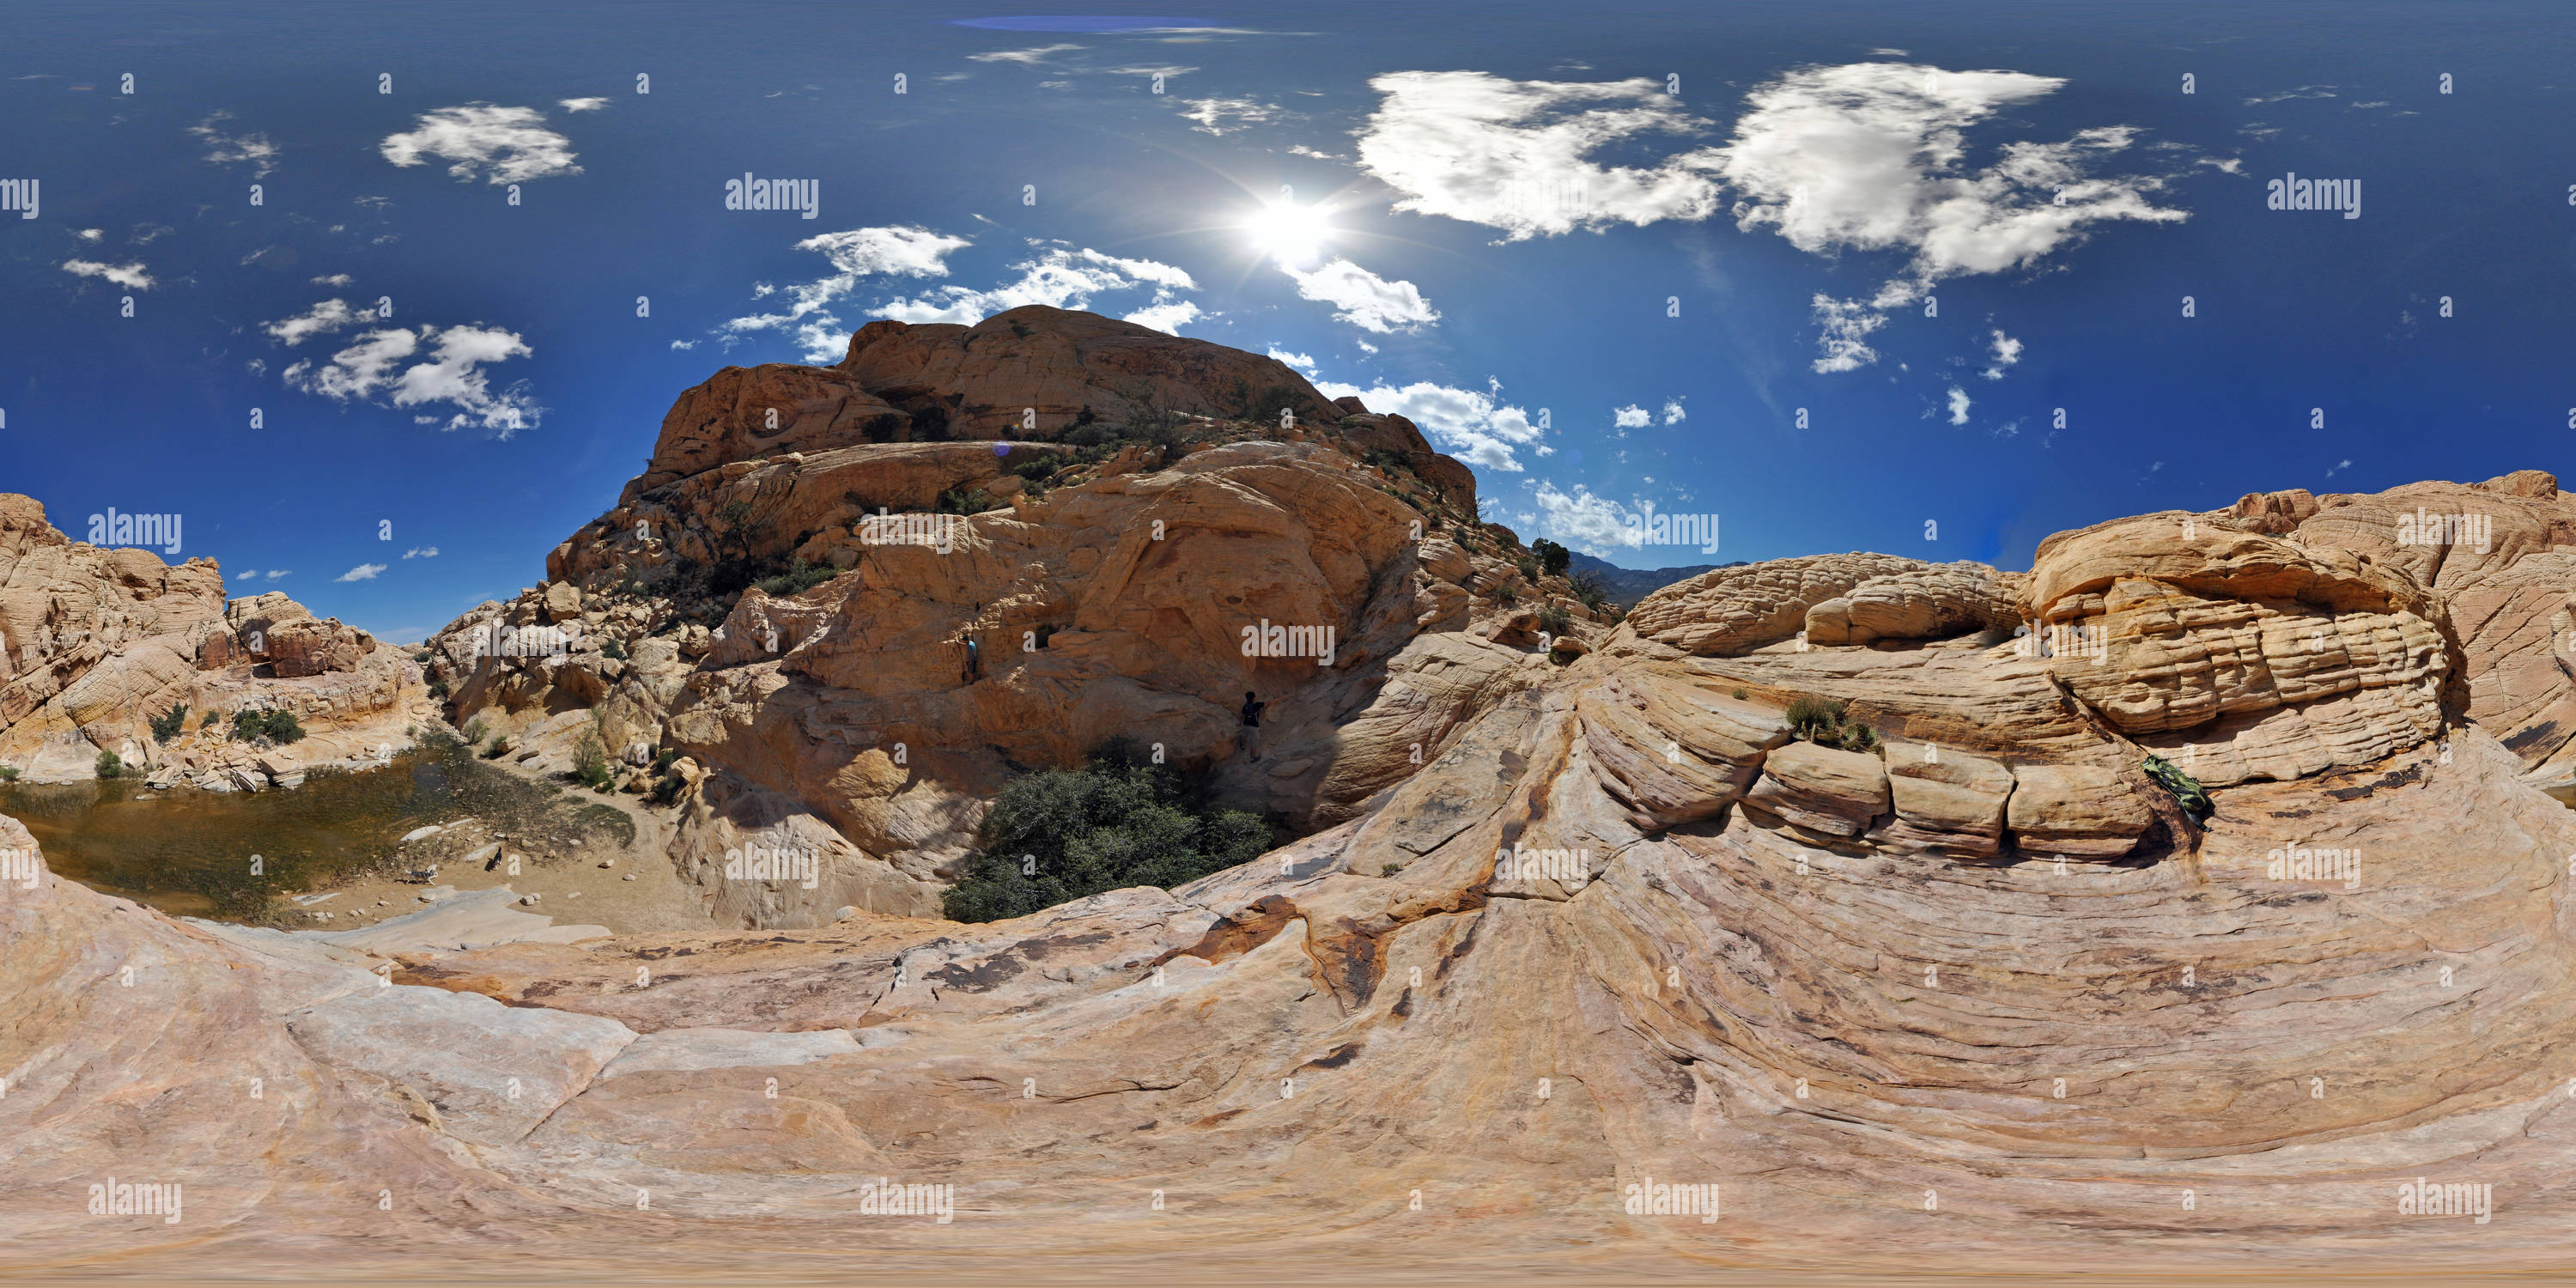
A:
[337,563,387,582]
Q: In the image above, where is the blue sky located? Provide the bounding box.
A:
[3,0,2570,641]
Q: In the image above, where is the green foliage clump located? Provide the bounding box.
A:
[1536,604,1573,637]
[2142,754,2214,822]
[1785,696,1878,754]
[935,487,999,516]
[1531,538,1571,578]
[149,702,189,744]
[230,708,305,744]
[754,556,837,598]
[572,731,616,792]
[95,750,122,779]
[0,765,19,782]
[601,637,629,661]
[941,738,1272,924]
[200,710,222,728]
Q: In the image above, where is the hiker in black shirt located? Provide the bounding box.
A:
[1241,691,1265,762]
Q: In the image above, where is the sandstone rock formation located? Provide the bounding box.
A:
[10,466,2576,1277]
[426,308,1596,927]
[0,498,430,787]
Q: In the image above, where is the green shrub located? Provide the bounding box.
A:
[1570,570,1610,612]
[653,746,681,773]
[754,556,837,598]
[1537,604,1573,637]
[2142,754,2213,822]
[95,750,122,779]
[941,738,1271,923]
[149,701,189,744]
[1532,538,1571,578]
[0,765,21,782]
[1785,696,1878,753]
[1517,556,1540,582]
[935,487,999,516]
[481,736,512,760]
[229,708,305,744]
[572,731,616,792]
[462,716,489,744]
[200,710,221,729]
[602,638,629,660]
[1732,688,1747,701]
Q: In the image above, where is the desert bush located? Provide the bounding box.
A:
[941,738,1270,923]
[95,750,122,779]
[755,557,836,598]
[149,702,189,744]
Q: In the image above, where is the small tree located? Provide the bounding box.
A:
[573,730,615,791]
[1532,539,1571,579]
[149,702,189,744]
[96,750,122,779]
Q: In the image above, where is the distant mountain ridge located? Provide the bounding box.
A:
[1565,550,1743,609]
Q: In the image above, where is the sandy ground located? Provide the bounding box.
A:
[276,757,716,937]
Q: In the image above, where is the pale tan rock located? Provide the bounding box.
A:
[1743,738,1890,837]
[2006,762,2150,858]
[1627,553,1923,655]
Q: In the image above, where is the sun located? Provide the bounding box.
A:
[1242,200,1332,267]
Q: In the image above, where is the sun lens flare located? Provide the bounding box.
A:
[1242,199,1331,267]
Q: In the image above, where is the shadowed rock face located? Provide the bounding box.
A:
[14,465,2576,1278]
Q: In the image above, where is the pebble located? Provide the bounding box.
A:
[622,874,636,881]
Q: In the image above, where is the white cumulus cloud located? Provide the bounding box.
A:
[312,272,353,287]
[380,104,581,185]
[1528,479,1647,554]
[1122,299,1203,334]
[265,298,371,345]
[283,323,540,435]
[1946,385,1972,425]
[1613,404,1652,428]
[1355,71,1728,240]
[1281,258,1438,333]
[1714,63,2187,373]
[403,545,439,559]
[62,259,153,289]
[337,563,386,582]
[1982,328,2023,380]
[1315,376,1541,472]
[715,225,973,359]
[559,97,608,112]
[1662,398,1686,424]
[870,243,1198,335]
